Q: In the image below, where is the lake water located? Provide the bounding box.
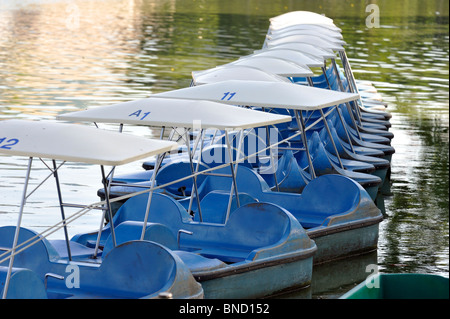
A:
[0,0,448,298]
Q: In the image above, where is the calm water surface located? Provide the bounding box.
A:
[0,0,448,298]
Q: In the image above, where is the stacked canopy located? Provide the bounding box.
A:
[269,11,341,32]
[192,65,291,85]
[251,49,325,68]
[261,43,336,60]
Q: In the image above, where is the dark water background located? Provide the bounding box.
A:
[0,0,448,298]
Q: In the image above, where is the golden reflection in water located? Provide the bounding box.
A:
[0,0,178,118]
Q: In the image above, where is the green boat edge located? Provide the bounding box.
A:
[340,273,449,299]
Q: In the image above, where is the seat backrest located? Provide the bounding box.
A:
[0,226,59,275]
[113,192,192,234]
[201,144,253,168]
[182,202,291,253]
[155,160,209,196]
[300,174,361,217]
[225,202,290,250]
[93,241,178,298]
[199,165,271,200]
[194,190,257,223]
[0,266,48,299]
[103,221,178,256]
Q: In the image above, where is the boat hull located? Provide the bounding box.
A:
[308,221,380,264]
[193,250,315,299]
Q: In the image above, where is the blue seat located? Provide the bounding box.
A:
[0,266,47,299]
[49,240,100,259]
[102,221,178,256]
[72,192,192,248]
[155,160,209,197]
[194,190,257,223]
[57,240,198,299]
[179,202,311,263]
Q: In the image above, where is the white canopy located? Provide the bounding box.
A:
[251,49,325,68]
[192,65,290,85]
[0,119,177,166]
[266,34,345,52]
[57,97,292,130]
[267,25,344,39]
[267,28,344,40]
[269,22,342,34]
[229,56,313,77]
[263,42,337,59]
[269,11,339,31]
[153,80,360,110]
[267,33,346,46]
[270,11,334,24]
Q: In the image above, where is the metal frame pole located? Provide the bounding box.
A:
[294,111,316,179]
[185,129,203,220]
[187,129,205,221]
[225,130,244,224]
[2,157,33,299]
[101,165,116,247]
[52,160,72,261]
[320,64,356,153]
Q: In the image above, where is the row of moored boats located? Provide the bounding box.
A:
[2,11,436,299]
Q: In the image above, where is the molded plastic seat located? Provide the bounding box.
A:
[49,240,100,259]
[180,202,311,262]
[0,266,48,299]
[72,192,192,248]
[102,221,178,256]
[194,190,257,223]
[155,160,209,197]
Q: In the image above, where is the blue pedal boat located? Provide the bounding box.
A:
[0,119,203,299]
[58,99,318,299]
[73,194,317,299]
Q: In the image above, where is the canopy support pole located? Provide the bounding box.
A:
[140,126,167,240]
[321,65,332,89]
[2,156,33,299]
[339,50,364,122]
[320,65,356,153]
[294,110,316,179]
[335,106,356,153]
[306,76,345,170]
[187,129,205,221]
[101,165,116,248]
[224,130,243,224]
[52,160,72,261]
[185,129,203,221]
[262,107,280,192]
[319,109,345,169]
[331,58,363,140]
[93,124,123,253]
[140,153,162,240]
[267,125,280,192]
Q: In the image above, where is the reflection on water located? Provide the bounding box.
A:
[0,0,448,296]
